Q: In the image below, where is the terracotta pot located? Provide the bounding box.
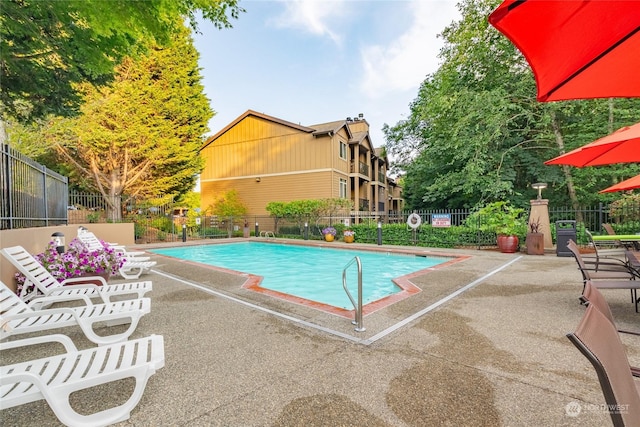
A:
[497,235,519,253]
[526,233,545,255]
[325,234,335,242]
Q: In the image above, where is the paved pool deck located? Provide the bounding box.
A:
[2,238,639,426]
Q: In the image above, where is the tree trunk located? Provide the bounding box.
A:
[550,110,583,223]
[0,118,6,145]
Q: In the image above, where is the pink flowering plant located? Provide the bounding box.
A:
[343,229,355,237]
[14,238,125,296]
[322,226,337,236]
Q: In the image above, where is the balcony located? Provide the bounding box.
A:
[350,161,369,177]
[378,172,386,184]
[358,199,369,211]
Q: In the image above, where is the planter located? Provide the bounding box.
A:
[497,235,519,253]
[325,234,335,242]
[243,227,250,238]
[66,272,110,286]
[344,235,354,243]
[525,232,545,255]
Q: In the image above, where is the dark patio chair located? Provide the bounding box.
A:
[566,240,639,312]
[566,304,640,426]
[579,281,640,377]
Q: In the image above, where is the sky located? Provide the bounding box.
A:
[192,0,461,147]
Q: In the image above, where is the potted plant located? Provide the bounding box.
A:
[322,226,337,242]
[525,217,545,255]
[14,238,125,296]
[343,229,355,243]
[466,201,526,253]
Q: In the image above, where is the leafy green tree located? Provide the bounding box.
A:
[211,189,248,236]
[41,25,212,221]
[211,189,248,218]
[1,0,243,123]
[385,0,640,210]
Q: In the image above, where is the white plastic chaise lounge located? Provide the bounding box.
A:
[1,282,151,346]
[76,228,150,259]
[1,246,152,305]
[0,333,164,427]
[75,231,157,280]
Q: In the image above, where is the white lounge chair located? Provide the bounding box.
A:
[75,230,157,279]
[76,228,149,259]
[1,282,151,345]
[0,333,164,427]
[1,246,152,304]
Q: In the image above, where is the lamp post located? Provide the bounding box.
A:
[528,182,553,252]
[51,232,65,254]
[532,182,548,199]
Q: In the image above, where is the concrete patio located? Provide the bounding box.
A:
[2,239,639,426]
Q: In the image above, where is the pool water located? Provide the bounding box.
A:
[151,242,448,309]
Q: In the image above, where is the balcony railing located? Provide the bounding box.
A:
[350,161,369,177]
[358,199,369,211]
[378,172,386,184]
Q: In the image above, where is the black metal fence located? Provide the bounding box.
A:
[3,156,639,247]
[1,144,68,230]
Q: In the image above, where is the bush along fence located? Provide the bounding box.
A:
[19,191,636,249]
[114,212,626,250]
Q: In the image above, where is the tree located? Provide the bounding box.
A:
[0,0,243,123]
[42,24,212,221]
[211,189,248,237]
[384,0,640,210]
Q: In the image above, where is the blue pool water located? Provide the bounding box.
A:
[151,242,447,309]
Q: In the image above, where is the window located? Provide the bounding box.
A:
[339,141,347,159]
[339,178,347,198]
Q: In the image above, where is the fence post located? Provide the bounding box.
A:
[477,213,481,250]
[598,202,604,232]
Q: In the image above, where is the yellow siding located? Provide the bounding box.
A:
[201,171,340,215]
[201,116,334,180]
[200,112,400,217]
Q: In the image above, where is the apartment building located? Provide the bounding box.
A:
[199,110,403,218]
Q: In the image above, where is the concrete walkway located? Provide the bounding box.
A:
[2,239,638,426]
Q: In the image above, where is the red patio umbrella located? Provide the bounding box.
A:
[488,0,640,102]
[599,174,640,193]
[544,122,640,167]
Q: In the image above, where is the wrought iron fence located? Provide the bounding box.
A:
[5,165,640,247]
[1,144,68,230]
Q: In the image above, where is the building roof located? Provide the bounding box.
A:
[202,110,375,151]
[201,110,316,151]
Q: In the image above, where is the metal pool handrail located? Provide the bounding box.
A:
[342,256,365,332]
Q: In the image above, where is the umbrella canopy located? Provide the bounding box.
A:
[488,0,640,102]
[599,174,640,193]
[545,122,640,167]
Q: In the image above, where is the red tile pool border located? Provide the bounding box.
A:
[153,240,470,319]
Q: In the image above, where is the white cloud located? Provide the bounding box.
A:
[359,1,459,99]
[269,0,348,44]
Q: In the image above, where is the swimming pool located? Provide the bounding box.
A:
[151,242,450,313]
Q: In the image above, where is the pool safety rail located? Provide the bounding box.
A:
[342,256,365,332]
